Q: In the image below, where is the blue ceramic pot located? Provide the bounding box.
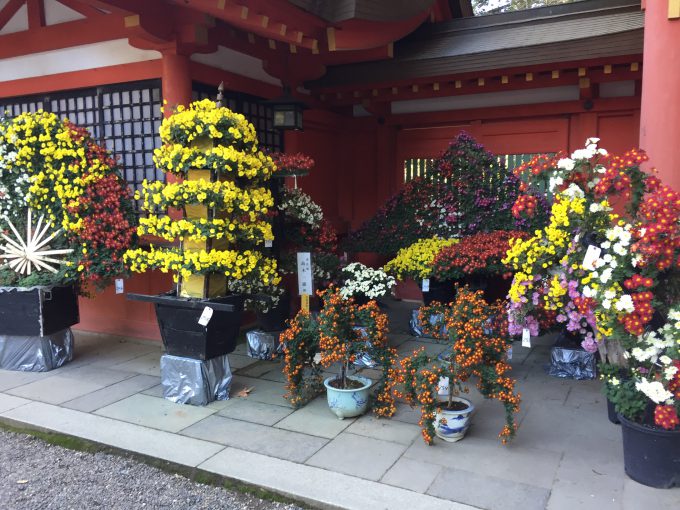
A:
[324,375,373,419]
[434,396,474,442]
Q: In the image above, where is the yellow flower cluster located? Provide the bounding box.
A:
[138,216,273,244]
[124,246,281,285]
[153,99,274,180]
[383,237,459,280]
[504,197,586,303]
[137,178,273,214]
[0,111,107,233]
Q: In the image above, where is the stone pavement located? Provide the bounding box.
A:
[0,299,679,510]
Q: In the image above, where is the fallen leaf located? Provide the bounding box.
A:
[235,386,254,398]
[16,480,28,484]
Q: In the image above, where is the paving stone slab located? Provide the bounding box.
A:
[231,375,293,408]
[56,365,138,386]
[404,434,562,489]
[199,447,473,510]
[622,478,680,510]
[0,393,30,413]
[95,393,216,433]
[228,354,258,370]
[380,457,442,493]
[216,398,293,426]
[0,401,224,467]
[547,450,625,510]
[141,383,164,398]
[61,374,160,413]
[181,414,327,463]
[345,414,421,445]
[390,402,421,425]
[0,369,54,391]
[306,432,407,481]
[5,375,104,404]
[109,352,161,376]
[236,360,281,378]
[275,396,355,439]
[427,465,550,510]
[84,343,161,367]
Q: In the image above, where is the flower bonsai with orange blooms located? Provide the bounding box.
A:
[281,286,397,417]
[395,286,521,444]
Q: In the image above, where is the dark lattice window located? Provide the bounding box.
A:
[192,82,283,152]
[0,80,163,210]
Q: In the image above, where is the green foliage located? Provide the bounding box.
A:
[472,0,578,15]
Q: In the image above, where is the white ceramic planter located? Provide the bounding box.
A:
[434,396,474,442]
[324,375,373,419]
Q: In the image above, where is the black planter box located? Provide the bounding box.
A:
[255,292,291,332]
[422,279,456,306]
[0,286,80,337]
[128,292,245,360]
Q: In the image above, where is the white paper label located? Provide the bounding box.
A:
[313,353,322,364]
[507,346,513,360]
[582,244,602,270]
[437,376,449,396]
[297,252,314,296]
[265,239,273,248]
[422,278,430,292]
[522,328,531,348]
[198,306,214,326]
[115,278,124,295]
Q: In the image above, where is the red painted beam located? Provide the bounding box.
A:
[0,16,128,59]
[327,14,429,51]
[0,0,25,30]
[385,97,641,129]
[55,0,107,18]
[174,0,322,50]
[0,59,162,99]
[27,0,45,28]
[189,60,281,99]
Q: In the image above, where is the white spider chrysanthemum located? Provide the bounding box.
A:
[0,209,73,275]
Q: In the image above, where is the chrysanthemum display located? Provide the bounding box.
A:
[124,99,281,307]
[340,262,396,300]
[0,112,136,290]
[383,237,459,281]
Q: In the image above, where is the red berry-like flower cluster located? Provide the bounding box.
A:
[270,152,315,174]
[620,291,654,336]
[654,404,679,430]
[633,184,680,271]
[593,149,648,198]
[623,274,654,290]
[432,230,527,280]
[511,195,538,219]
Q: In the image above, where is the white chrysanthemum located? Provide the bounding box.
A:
[615,294,635,313]
[557,158,575,171]
[636,379,673,404]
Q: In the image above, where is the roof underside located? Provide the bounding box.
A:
[310,0,643,89]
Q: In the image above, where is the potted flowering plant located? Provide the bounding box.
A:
[270,152,314,177]
[317,287,396,419]
[395,286,520,444]
[383,237,459,304]
[432,230,528,302]
[602,309,680,488]
[507,138,680,487]
[278,187,341,287]
[0,112,136,340]
[124,98,280,359]
[346,132,547,258]
[339,262,395,305]
[281,287,397,419]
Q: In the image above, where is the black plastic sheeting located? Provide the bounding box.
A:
[545,346,597,380]
[160,353,232,406]
[0,329,73,371]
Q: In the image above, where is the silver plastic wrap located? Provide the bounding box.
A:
[0,328,73,371]
[246,330,283,360]
[160,353,232,406]
[545,346,597,380]
[409,309,447,338]
[352,326,377,368]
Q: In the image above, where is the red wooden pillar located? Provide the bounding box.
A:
[639,1,680,190]
[161,51,192,113]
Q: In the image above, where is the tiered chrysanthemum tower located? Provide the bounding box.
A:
[125,94,280,300]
